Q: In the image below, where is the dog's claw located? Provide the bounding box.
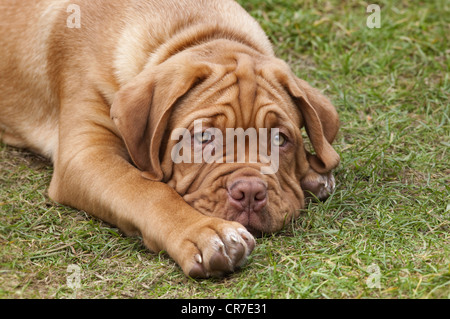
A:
[181,221,255,278]
[238,228,256,252]
[195,253,203,264]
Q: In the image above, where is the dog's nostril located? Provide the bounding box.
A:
[228,179,268,211]
[254,189,266,202]
[231,189,245,201]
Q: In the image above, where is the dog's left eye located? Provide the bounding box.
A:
[194,131,212,144]
[272,132,287,147]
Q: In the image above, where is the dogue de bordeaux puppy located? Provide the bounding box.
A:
[0,0,340,278]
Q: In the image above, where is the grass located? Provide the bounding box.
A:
[1,0,449,298]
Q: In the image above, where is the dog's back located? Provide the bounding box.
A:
[0,0,66,157]
[0,0,273,159]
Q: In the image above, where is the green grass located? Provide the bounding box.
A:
[1,0,449,298]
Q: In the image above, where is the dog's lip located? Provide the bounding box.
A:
[232,207,270,236]
[243,225,263,237]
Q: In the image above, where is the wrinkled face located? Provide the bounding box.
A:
[159,65,307,235]
[111,46,340,236]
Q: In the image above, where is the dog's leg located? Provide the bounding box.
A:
[48,100,255,278]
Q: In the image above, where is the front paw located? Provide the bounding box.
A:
[301,170,336,201]
[175,218,256,278]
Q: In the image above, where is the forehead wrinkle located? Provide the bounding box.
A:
[194,72,238,108]
[254,106,276,131]
[257,74,301,124]
[256,73,288,106]
[171,70,237,122]
[235,55,258,127]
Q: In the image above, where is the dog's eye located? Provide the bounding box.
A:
[194,131,212,144]
[272,132,287,147]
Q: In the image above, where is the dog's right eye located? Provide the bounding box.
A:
[194,131,212,144]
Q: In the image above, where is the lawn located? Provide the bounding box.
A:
[1,0,449,299]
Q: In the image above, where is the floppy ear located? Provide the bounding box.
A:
[111,56,214,181]
[267,60,340,174]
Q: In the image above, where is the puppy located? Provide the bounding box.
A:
[0,0,339,277]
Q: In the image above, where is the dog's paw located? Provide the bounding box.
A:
[301,170,336,201]
[177,219,256,278]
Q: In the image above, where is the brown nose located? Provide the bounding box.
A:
[228,177,267,213]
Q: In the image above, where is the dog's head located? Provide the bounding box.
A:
[111,41,339,235]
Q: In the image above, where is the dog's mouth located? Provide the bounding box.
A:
[183,191,273,236]
[233,214,270,237]
[242,226,263,237]
[182,171,291,235]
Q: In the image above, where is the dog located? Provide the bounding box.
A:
[0,0,340,278]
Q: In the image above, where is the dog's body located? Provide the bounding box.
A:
[0,0,340,277]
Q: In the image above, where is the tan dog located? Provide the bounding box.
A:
[0,0,340,278]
